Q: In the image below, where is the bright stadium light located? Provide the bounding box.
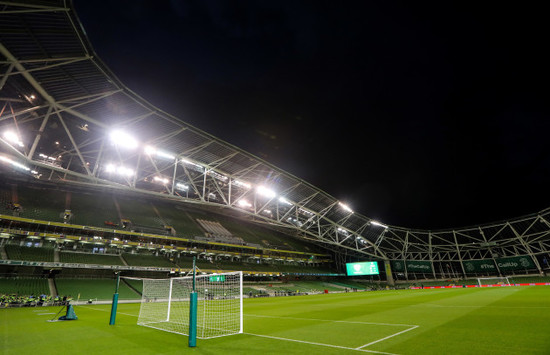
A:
[278,196,293,206]
[371,220,388,229]
[180,158,204,171]
[105,163,133,177]
[153,176,169,184]
[144,145,175,160]
[110,130,138,150]
[339,202,353,213]
[105,164,116,173]
[38,153,57,161]
[3,131,24,147]
[256,185,276,199]
[237,199,252,208]
[117,166,134,177]
[0,156,30,171]
[232,179,251,189]
[208,170,228,182]
[175,182,189,191]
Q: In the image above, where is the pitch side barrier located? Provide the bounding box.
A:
[410,282,550,289]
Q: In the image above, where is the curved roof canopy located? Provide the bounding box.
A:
[1,1,549,264]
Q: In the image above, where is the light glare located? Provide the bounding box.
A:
[339,202,353,213]
[256,185,276,198]
[3,131,24,147]
[371,221,388,229]
[237,199,252,208]
[110,130,138,149]
[278,196,293,205]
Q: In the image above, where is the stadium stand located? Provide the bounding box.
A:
[16,187,66,222]
[5,244,54,262]
[55,278,140,301]
[59,251,125,266]
[0,278,50,296]
[117,196,169,235]
[151,203,204,238]
[122,252,177,268]
[67,191,120,228]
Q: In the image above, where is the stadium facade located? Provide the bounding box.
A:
[0,1,549,282]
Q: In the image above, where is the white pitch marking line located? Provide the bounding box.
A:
[37,313,56,315]
[421,304,550,309]
[245,333,399,355]
[356,325,419,349]
[246,314,417,327]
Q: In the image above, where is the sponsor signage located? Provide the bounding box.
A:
[392,260,433,273]
[463,256,536,273]
[495,256,535,271]
[462,259,496,273]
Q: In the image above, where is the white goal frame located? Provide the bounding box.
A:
[477,276,511,287]
[129,271,243,339]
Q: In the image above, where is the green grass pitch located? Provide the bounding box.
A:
[1,286,549,354]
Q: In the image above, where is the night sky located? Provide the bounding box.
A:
[75,1,550,229]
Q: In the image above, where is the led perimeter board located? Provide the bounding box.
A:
[346,261,380,276]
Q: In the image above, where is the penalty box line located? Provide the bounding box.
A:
[356,325,419,350]
[246,314,419,351]
[245,333,399,355]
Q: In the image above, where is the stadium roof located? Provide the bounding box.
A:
[1,1,549,264]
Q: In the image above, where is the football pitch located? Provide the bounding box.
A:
[2,286,549,354]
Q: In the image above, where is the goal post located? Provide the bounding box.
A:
[477,276,512,286]
[127,271,243,342]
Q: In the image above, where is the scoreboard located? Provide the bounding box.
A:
[345,261,380,276]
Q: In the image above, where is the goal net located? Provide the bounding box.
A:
[132,271,242,339]
[477,276,511,286]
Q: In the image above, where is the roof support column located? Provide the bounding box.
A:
[28,105,53,159]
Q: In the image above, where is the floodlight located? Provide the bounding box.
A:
[175,183,189,191]
[117,166,134,177]
[105,163,133,177]
[256,185,276,198]
[237,199,252,208]
[3,131,24,147]
[371,221,388,229]
[339,202,353,213]
[153,176,169,184]
[180,158,203,170]
[337,227,349,235]
[0,156,30,171]
[38,153,56,161]
[208,170,228,182]
[145,145,175,160]
[278,196,293,206]
[105,164,116,173]
[110,130,138,149]
[232,180,251,189]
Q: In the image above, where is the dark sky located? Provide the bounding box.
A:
[75,1,550,229]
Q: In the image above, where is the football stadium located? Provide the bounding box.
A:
[1,2,549,354]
